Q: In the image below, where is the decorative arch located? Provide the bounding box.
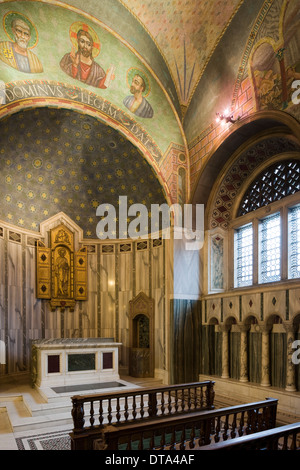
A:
[191,110,300,214]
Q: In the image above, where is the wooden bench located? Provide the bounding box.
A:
[70,397,278,450]
[199,422,300,450]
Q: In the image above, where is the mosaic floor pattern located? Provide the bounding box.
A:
[16,429,71,450]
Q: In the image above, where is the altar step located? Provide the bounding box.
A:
[0,375,163,433]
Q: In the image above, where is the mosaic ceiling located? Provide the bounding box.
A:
[120,0,243,106]
[0,108,166,238]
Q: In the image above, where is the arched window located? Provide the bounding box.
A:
[233,159,300,288]
[238,160,300,216]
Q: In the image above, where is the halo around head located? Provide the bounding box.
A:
[69,21,101,58]
[126,67,151,97]
[3,11,38,49]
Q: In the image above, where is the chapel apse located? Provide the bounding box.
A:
[0,107,167,237]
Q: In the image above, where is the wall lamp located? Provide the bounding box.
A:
[216,109,240,124]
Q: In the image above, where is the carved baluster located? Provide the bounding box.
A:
[199,421,206,446]
[150,433,155,450]
[124,396,129,421]
[246,409,253,435]
[71,398,85,432]
[231,412,237,439]
[291,432,297,450]
[160,429,166,449]
[174,390,178,413]
[90,400,95,427]
[223,414,229,440]
[256,409,263,432]
[193,386,197,410]
[189,423,195,449]
[138,432,144,450]
[187,388,191,411]
[181,389,185,412]
[132,395,137,419]
[238,411,245,436]
[168,390,172,414]
[179,427,186,450]
[214,416,221,443]
[99,399,103,425]
[161,391,165,415]
[170,428,176,450]
[107,398,112,424]
[116,397,121,423]
[140,393,144,418]
[282,435,288,450]
[206,382,215,408]
[148,392,157,417]
[200,386,204,408]
[126,436,132,450]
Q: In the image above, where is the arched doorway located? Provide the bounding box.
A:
[129,292,154,378]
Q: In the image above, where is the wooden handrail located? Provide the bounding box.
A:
[199,422,300,450]
[71,380,215,433]
[70,397,278,450]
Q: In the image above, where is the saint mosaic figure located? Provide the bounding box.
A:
[123,68,154,118]
[60,22,115,89]
[0,12,43,73]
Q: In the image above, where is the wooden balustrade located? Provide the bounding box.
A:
[70,397,278,450]
[71,380,215,434]
[200,422,300,450]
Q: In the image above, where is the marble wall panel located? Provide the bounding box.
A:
[0,237,5,285]
[223,296,239,322]
[0,283,5,329]
[289,287,300,321]
[264,290,286,321]
[152,243,164,288]
[241,292,261,321]
[8,241,22,287]
[87,253,98,293]
[135,248,150,295]
[119,251,133,292]
[100,253,116,293]
[25,246,36,289]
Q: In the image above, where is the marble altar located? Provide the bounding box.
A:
[31,338,122,391]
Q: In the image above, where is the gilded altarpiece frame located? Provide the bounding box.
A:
[36,223,87,311]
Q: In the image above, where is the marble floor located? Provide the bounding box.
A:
[0,374,162,450]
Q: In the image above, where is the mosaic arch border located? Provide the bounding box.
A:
[0,96,173,207]
[206,134,300,229]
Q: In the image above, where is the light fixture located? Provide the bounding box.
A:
[216,110,240,124]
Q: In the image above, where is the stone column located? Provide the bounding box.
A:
[261,326,271,387]
[221,326,230,379]
[285,323,296,392]
[239,325,249,383]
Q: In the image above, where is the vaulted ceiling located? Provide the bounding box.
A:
[119,0,243,107]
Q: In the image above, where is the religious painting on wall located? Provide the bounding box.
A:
[0,11,43,73]
[60,21,115,89]
[123,67,154,118]
[250,41,282,110]
[250,0,300,111]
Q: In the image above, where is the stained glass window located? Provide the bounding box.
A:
[288,205,300,279]
[234,223,253,287]
[259,212,281,283]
